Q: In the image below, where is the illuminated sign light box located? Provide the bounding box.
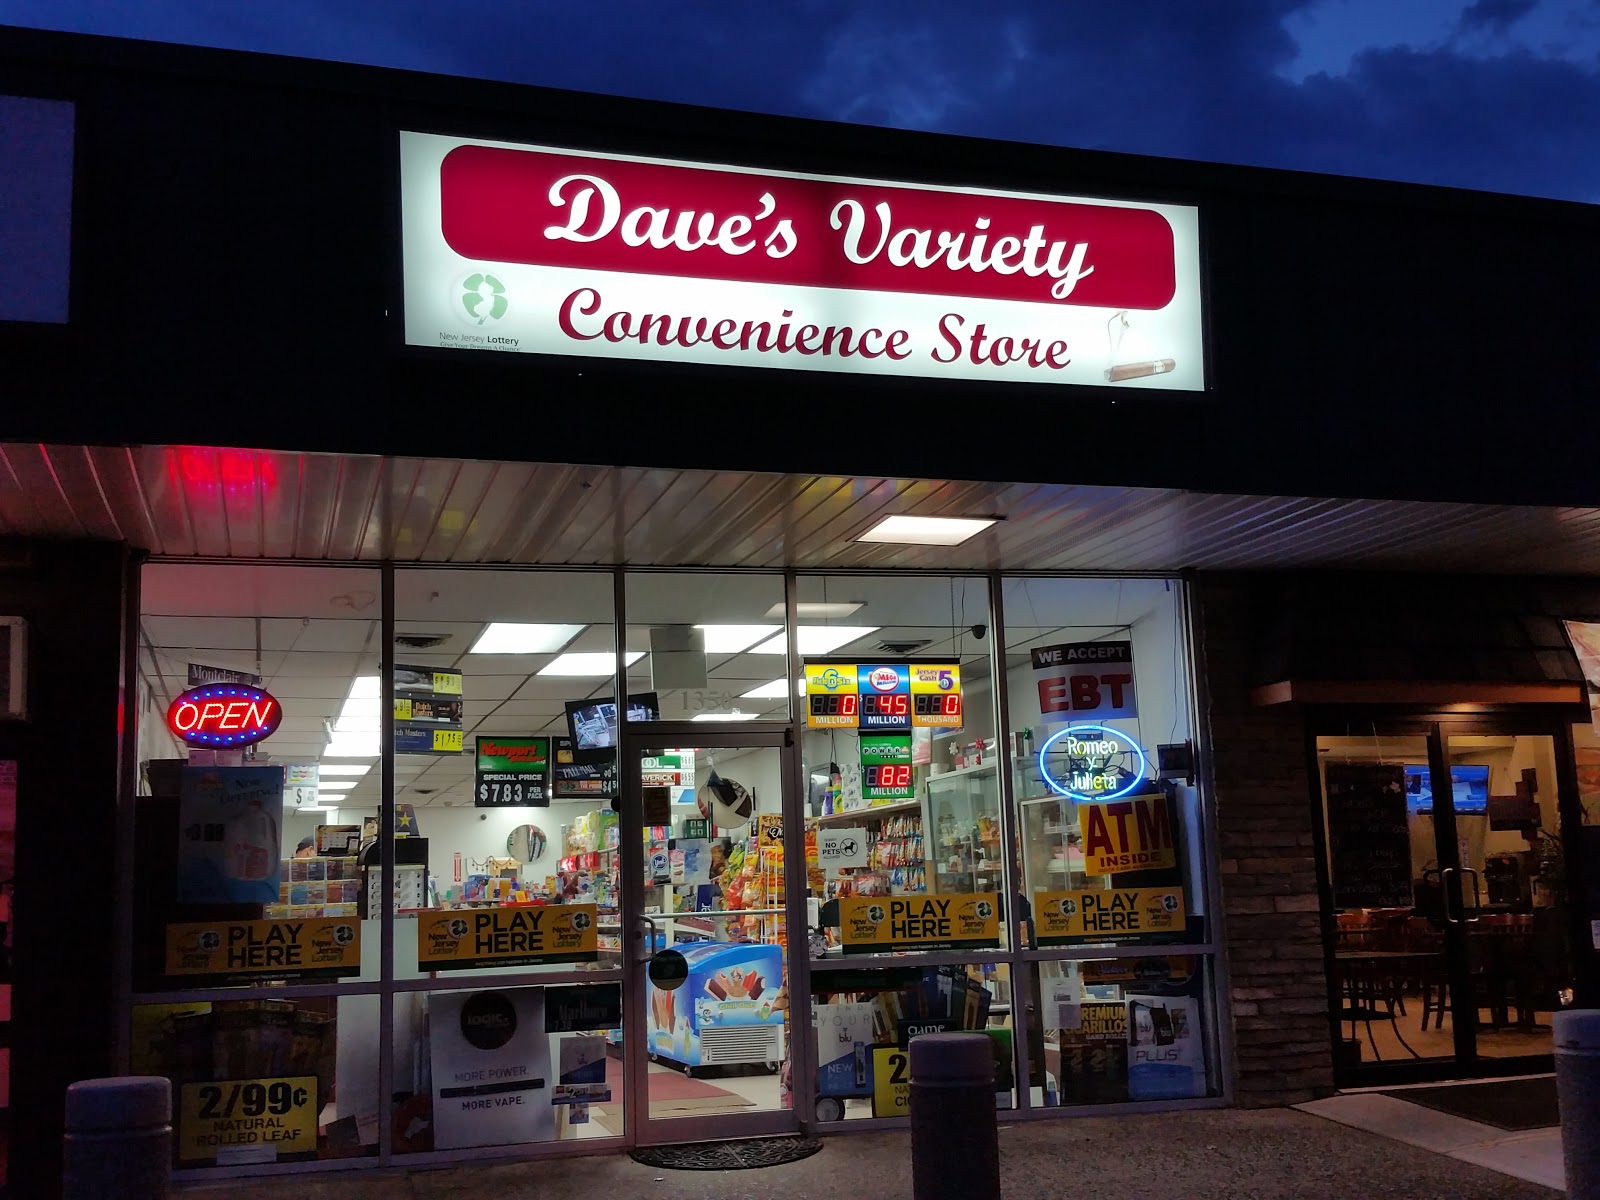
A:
[166,684,282,749]
[806,662,962,731]
[1038,724,1147,802]
[401,134,1204,390]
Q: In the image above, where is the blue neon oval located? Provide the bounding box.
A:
[1037,724,1149,801]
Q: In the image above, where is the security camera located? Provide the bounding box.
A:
[971,624,988,640]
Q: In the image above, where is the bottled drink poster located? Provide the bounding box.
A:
[177,766,286,904]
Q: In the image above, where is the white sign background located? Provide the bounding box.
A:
[401,133,1205,390]
[818,826,870,870]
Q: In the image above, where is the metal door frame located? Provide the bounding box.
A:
[1309,707,1581,1086]
[616,723,804,1147]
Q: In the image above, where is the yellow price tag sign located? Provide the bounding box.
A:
[432,728,464,753]
[393,698,413,721]
[177,1076,318,1164]
[432,671,463,695]
[871,1047,910,1117]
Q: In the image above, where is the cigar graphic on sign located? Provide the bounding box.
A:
[1103,310,1176,383]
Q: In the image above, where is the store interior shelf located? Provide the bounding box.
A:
[927,759,1001,784]
[815,798,922,824]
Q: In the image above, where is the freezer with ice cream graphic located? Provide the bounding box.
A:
[645,941,785,1071]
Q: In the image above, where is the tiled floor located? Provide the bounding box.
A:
[1296,1080,1565,1192]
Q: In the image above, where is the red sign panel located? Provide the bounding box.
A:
[438,144,1177,311]
[166,684,282,749]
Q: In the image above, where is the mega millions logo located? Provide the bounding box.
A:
[457,270,509,326]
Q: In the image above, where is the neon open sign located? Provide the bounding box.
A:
[1038,723,1148,801]
[166,684,282,748]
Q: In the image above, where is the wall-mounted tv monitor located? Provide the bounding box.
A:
[564,692,660,751]
[1404,764,1489,813]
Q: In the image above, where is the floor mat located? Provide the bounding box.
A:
[630,1136,822,1171]
[1381,1076,1559,1131]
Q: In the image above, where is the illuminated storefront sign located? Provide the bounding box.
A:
[1037,724,1147,801]
[401,134,1204,389]
[166,683,282,748]
[806,661,961,731]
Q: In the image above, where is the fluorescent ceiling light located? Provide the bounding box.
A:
[318,763,372,777]
[748,626,879,655]
[469,622,586,655]
[316,780,357,791]
[326,678,382,756]
[742,678,806,699]
[324,735,379,758]
[537,651,645,676]
[694,624,780,653]
[857,515,998,545]
[691,712,761,721]
[764,601,864,619]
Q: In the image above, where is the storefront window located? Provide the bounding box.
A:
[622,571,790,722]
[809,961,1015,1122]
[1001,577,1204,949]
[1031,955,1220,1106]
[392,981,624,1151]
[133,563,384,1164]
[391,569,617,977]
[797,576,1003,957]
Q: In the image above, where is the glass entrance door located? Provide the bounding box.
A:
[619,735,800,1144]
[1438,731,1569,1069]
[1317,720,1576,1084]
[1317,730,1471,1078]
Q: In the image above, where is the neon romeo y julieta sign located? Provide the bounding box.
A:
[400,134,1203,389]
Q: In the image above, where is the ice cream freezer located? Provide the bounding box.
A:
[645,940,785,1071]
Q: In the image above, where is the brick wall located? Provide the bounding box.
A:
[1196,576,1337,1106]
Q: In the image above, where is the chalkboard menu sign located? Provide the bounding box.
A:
[1325,762,1412,909]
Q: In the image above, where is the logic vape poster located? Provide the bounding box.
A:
[429,988,553,1149]
[176,766,285,904]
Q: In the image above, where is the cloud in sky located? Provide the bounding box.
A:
[6,0,1600,202]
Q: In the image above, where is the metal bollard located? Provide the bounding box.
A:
[63,1076,172,1200]
[1556,1011,1600,1200]
[909,1032,999,1200]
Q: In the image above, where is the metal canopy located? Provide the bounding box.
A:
[4,442,1600,574]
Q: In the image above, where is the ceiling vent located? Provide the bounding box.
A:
[396,634,450,649]
[876,638,931,655]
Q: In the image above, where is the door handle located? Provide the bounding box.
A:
[634,915,659,964]
[1461,867,1482,922]
[1441,866,1461,925]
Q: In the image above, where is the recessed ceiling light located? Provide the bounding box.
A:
[691,712,761,721]
[469,623,586,655]
[316,780,357,791]
[537,651,646,676]
[324,735,379,758]
[763,601,865,619]
[318,763,372,777]
[748,626,879,655]
[694,625,780,653]
[742,678,806,699]
[857,515,998,545]
[347,675,381,699]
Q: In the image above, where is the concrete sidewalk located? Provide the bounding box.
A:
[179,1108,1559,1199]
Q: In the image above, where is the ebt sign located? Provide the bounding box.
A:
[400,134,1204,389]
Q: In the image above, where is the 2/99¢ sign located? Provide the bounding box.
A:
[178,1076,317,1164]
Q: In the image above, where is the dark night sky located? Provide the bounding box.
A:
[7,0,1600,202]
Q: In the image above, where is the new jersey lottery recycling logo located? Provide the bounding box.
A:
[458,271,508,325]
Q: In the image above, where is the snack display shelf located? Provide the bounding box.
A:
[815,798,922,824]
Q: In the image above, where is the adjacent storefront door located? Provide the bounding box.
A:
[1315,714,1582,1085]
[619,730,801,1144]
